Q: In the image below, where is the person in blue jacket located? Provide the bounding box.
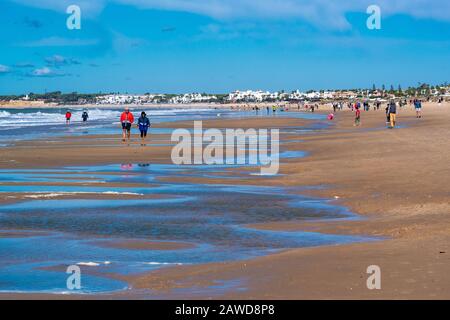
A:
[137,111,151,146]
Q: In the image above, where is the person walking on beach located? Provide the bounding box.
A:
[65,111,72,124]
[385,104,390,125]
[388,100,397,128]
[363,101,369,112]
[120,107,134,142]
[82,111,89,123]
[415,99,422,118]
[137,111,151,146]
[354,106,361,126]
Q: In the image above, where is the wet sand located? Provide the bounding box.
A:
[0,102,449,299]
[0,230,51,238]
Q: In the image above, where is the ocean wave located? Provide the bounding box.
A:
[0,108,213,128]
[0,109,121,128]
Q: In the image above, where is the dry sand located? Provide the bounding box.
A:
[0,102,449,299]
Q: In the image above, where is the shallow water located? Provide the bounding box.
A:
[0,160,373,294]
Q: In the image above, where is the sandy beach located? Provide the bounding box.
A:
[0,102,449,299]
[2,0,449,306]
[124,103,450,300]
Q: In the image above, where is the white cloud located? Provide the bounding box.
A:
[30,67,68,77]
[45,55,81,66]
[10,0,450,28]
[32,67,52,76]
[0,65,10,73]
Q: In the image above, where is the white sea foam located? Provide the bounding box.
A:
[143,262,184,266]
[23,191,144,198]
[24,193,63,199]
[0,108,212,129]
[0,109,120,128]
[76,262,100,267]
[75,261,113,267]
[101,191,144,195]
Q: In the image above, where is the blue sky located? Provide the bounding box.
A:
[0,0,449,94]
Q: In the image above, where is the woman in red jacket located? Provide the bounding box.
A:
[65,111,72,124]
[120,107,134,142]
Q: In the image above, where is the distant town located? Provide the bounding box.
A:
[1,83,449,106]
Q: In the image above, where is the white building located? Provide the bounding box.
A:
[170,93,217,104]
[96,94,166,104]
[228,90,274,102]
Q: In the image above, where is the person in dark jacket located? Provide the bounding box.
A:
[388,100,397,128]
[82,111,89,122]
[137,111,151,146]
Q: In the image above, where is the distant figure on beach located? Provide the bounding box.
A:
[328,113,334,121]
[120,107,134,142]
[388,100,397,128]
[376,101,381,111]
[272,105,277,113]
[82,111,89,123]
[414,99,422,118]
[65,111,72,124]
[137,111,151,146]
[354,106,361,126]
[311,104,315,113]
[363,101,369,111]
[385,104,390,125]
